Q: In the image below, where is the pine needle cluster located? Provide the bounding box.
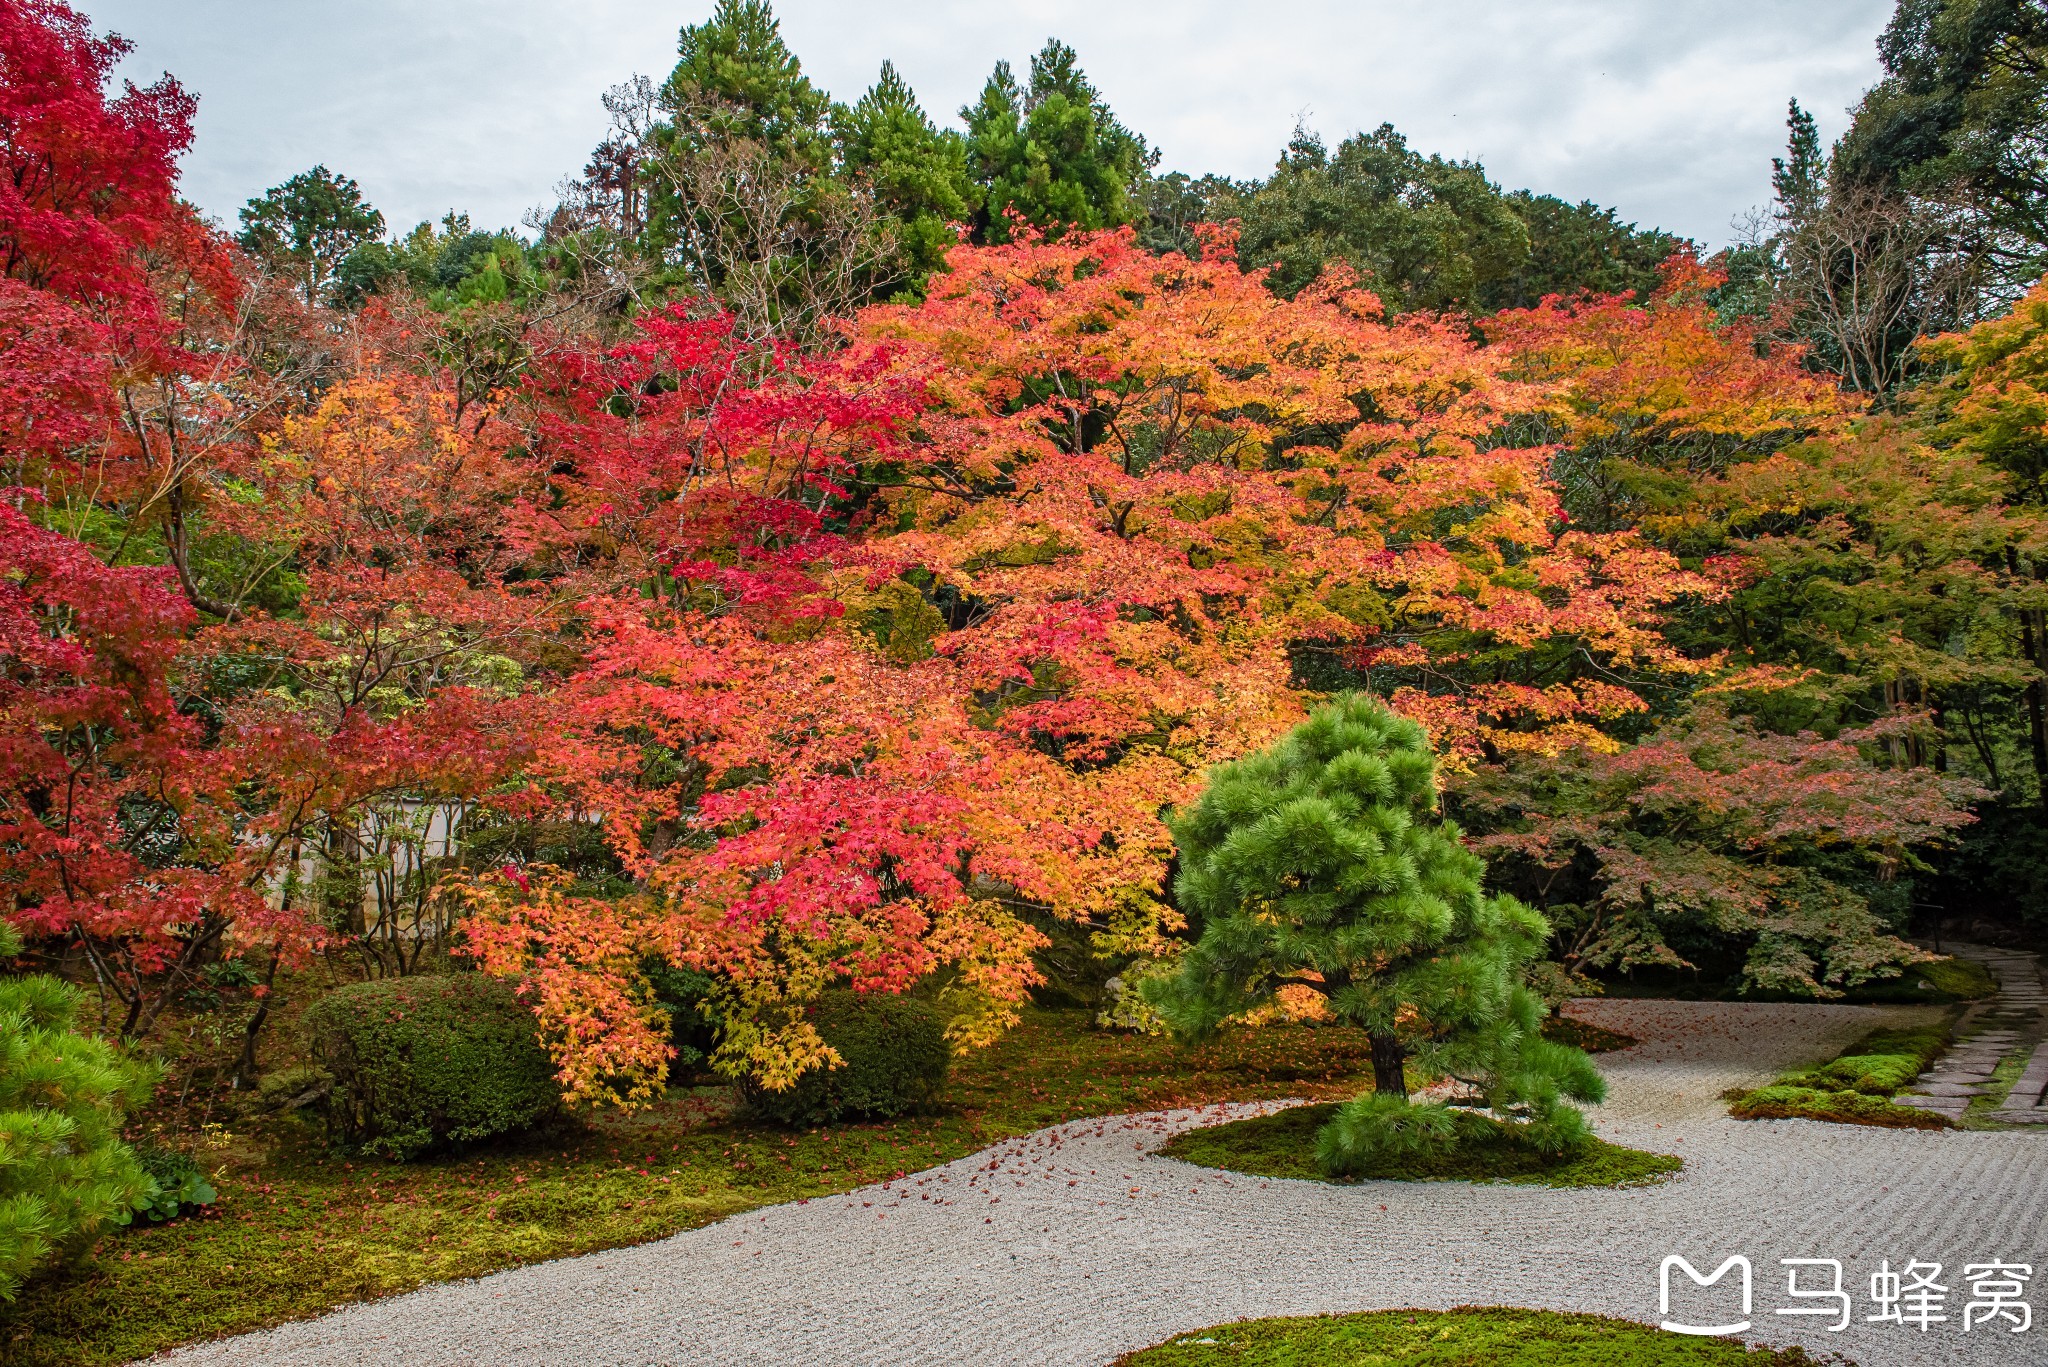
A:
[0,923,155,1300]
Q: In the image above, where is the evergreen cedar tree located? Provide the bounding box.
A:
[1145,695,1604,1157]
[6,0,2048,1111]
[235,165,386,305]
[626,0,1676,311]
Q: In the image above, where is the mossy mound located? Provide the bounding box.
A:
[1727,1023,1953,1128]
[1159,1101,1681,1188]
[1907,956,1998,1001]
[1727,1085,1951,1129]
[1115,1307,1844,1365]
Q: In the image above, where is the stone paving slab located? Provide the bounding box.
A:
[1900,944,2048,1126]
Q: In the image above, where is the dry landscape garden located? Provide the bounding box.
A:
[6,0,2048,1362]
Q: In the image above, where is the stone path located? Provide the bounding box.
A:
[1891,945,2048,1123]
[160,999,2048,1367]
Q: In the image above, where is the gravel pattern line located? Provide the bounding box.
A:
[160,999,2048,1367]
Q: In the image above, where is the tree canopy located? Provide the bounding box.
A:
[1215,126,1681,313]
[1835,0,2048,289]
[237,165,386,304]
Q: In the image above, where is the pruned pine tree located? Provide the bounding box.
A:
[1144,693,1604,1172]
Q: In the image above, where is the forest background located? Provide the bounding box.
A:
[8,0,2048,1109]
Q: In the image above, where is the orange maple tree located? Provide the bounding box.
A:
[457,228,1729,1102]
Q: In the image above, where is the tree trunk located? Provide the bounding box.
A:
[2027,608,2048,813]
[233,951,283,1089]
[2007,549,2048,812]
[1369,1031,1408,1100]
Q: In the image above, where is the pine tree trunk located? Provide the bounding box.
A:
[1369,1031,1408,1099]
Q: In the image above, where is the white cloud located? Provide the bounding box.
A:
[92,0,1893,247]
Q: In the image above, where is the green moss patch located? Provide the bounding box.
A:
[1727,1023,1953,1129]
[1115,1307,1843,1365]
[1906,957,1998,1002]
[1159,1102,1681,1188]
[1727,1085,1951,1129]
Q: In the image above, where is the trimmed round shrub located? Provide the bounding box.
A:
[302,974,561,1160]
[740,991,949,1127]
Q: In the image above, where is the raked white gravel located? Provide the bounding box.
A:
[159,999,2048,1367]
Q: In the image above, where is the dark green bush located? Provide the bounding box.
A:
[301,974,561,1161]
[740,991,949,1127]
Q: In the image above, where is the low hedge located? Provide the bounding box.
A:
[740,990,949,1127]
[302,974,561,1160]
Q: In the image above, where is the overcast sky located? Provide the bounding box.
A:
[90,0,1895,249]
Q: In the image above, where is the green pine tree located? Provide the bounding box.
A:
[962,40,1157,242]
[1143,694,1604,1174]
[832,60,974,294]
[0,923,156,1300]
[638,0,887,337]
[656,0,833,169]
[1771,98,1825,222]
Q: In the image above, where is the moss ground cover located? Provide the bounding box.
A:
[1967,1051,2032,1124]
[1907,957,1999,1002]
[1726,1023,1954,1129]
[1,1009,1384,1366]
[1158,1102,1681,1188]
[1114,1307,1844,1365]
